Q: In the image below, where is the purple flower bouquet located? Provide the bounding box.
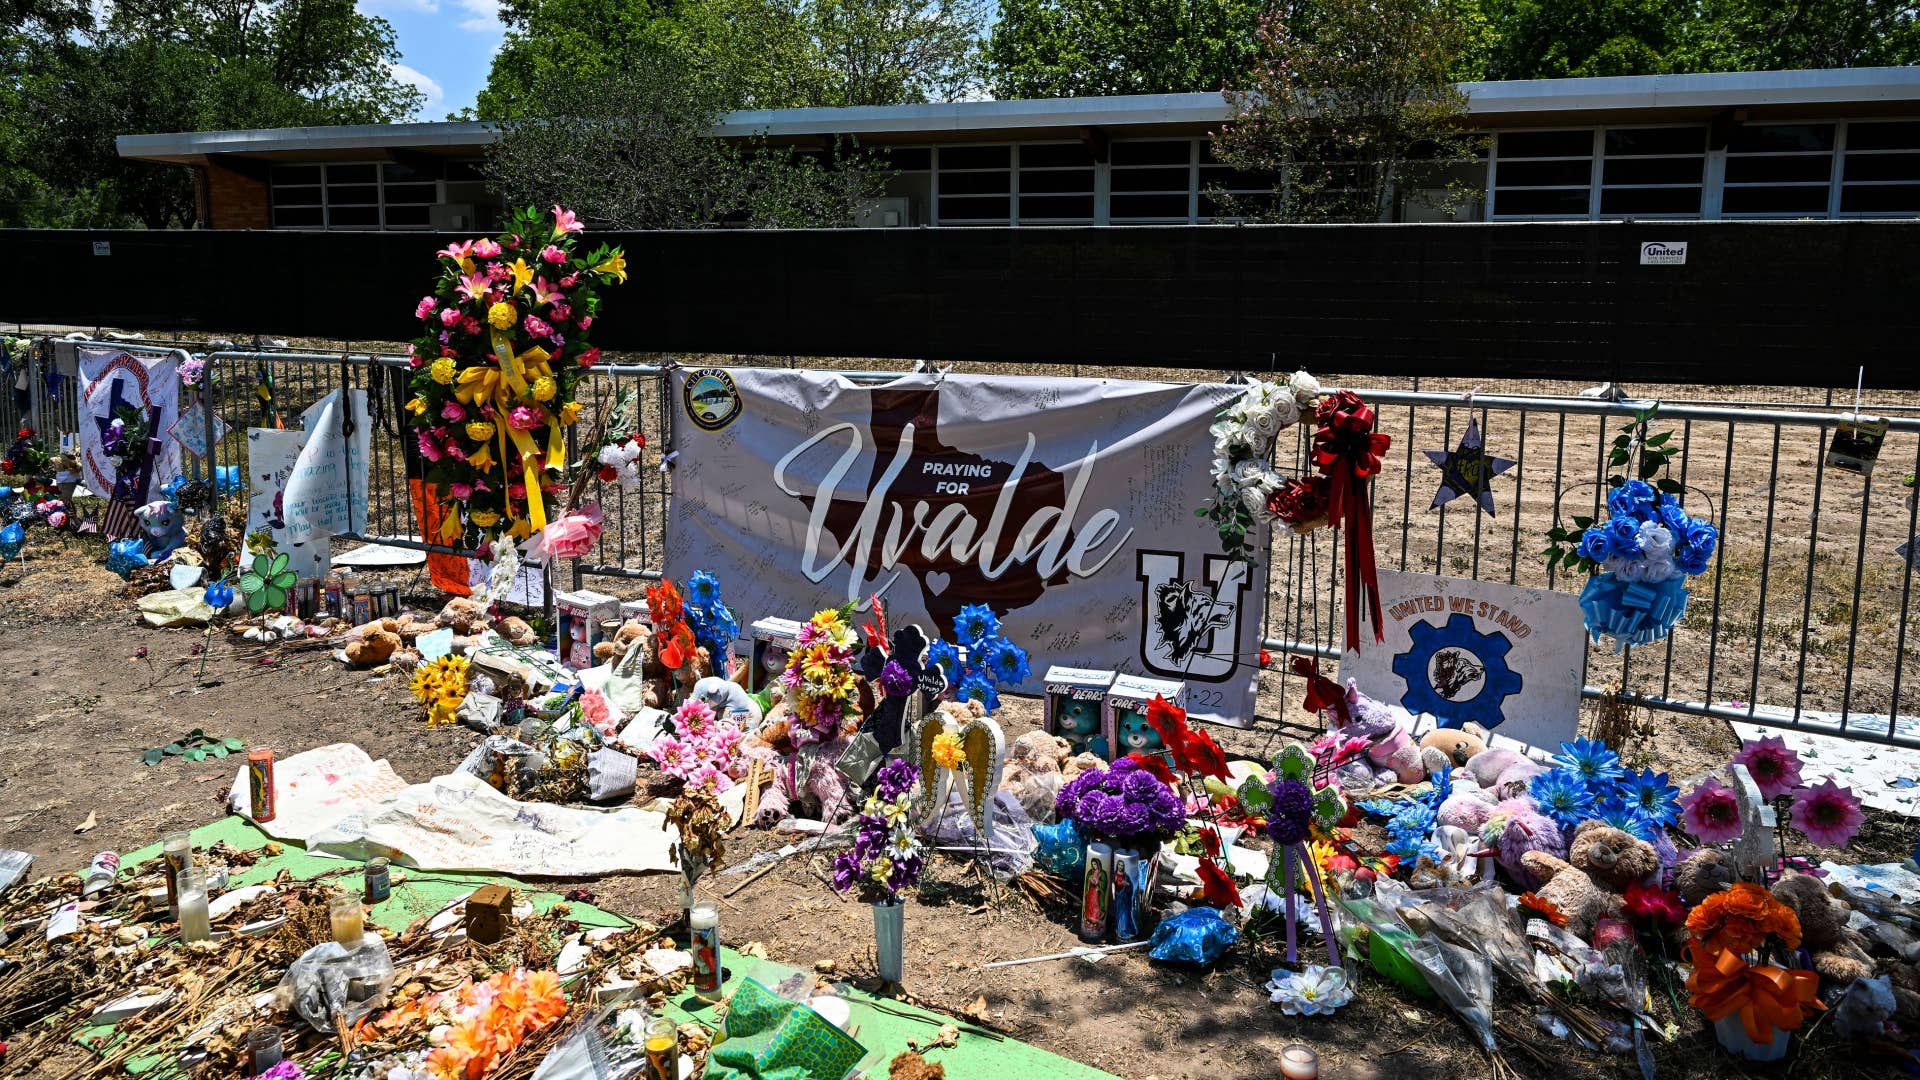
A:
[1055,757,1186,849]
[832,758,925,905]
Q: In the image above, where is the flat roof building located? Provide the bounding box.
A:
[115,67,1920,230]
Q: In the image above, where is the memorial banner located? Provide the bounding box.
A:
[667,369,1266,724]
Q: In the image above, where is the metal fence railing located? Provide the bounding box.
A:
[17,339,1920,749]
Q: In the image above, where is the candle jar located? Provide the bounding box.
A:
[177,867,212,944]
[689,900,721,998]
[162,831,192,918]
[643,1015,677,1080]
[245,1026,284,1076]
[330,893,366,947]
[364,857,391,904]
[1279,1043,1318,1080]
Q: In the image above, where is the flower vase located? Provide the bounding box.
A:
[872,898,905,984]
[1713,1014,1789,1062]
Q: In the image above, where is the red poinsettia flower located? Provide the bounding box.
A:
[1197,854,1242,910]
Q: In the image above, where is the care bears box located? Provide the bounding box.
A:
[1043,665,1115,760]
[748,616,806,694]
[1103,673,1188,762]
[554,589,621,672]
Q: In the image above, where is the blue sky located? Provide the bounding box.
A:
[359,0,508,119]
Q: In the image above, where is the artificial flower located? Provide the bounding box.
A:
[1733,735,1804,801]
[1266,965,1353,1016]
[1791,778,1865,848]
[466,420,496,442]
[487,301,517,330]
[1266,778,1314,845]
[1687,882,1801,955]
[1623,767,1681,827]
[522,503,602,562]
[508,406,541,431]
[430,358,457,385]
[469,509,501,528]
[1530,768,1597,829]
[406,397,429,417]
[931,732,964,770]
[1197,854,1242,909]
[1519,891,1568,927]
[531,376,557,402]
[508,257,535,295]
[552,205,582,236]
[1623,881,1686,925]
[540,244,565,264]
[1552,738,1626,789]
[1680,777,1744,844]
[593,251,626,283]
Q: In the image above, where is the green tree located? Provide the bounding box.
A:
[484,49,888,228]
[2,0,423,227]
[1212,0,1484,222]
[1481,0,1681,79]
[986,0,1282,97]
[1676,0,1920,71]
[810,0,988,105]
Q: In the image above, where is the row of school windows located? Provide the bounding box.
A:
[263,122,1920,229]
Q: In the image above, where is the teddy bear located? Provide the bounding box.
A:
[1051,695,1107,758]
[999,730,1071,824]
[1771,871,1876,986]
[1420,728,1486,770]
[692,675,763,730]
[1520,821,1660,936]
[595,619,651,665]
[494,615,537,647]
[343,619,402,667]
[133,500,187,560]
[1111,707,1162,759]
[1673,848,1736,907]
[746,711,857,828]
[1480,797,1566,886]
[1437,776,1500,834]
[438,597,491,636]
[1062,751,1106,781]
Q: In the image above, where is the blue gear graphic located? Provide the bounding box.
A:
[1390,612,1524,730]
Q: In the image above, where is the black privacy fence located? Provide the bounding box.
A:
[4,220,1920,387]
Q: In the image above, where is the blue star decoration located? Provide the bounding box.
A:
[1423,415,1515,517]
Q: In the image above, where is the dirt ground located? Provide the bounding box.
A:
[4,527,1918,1080]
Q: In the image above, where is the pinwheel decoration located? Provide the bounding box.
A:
[239,551,297,613]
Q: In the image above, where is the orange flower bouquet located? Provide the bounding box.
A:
[352,968,568,1080]
[1684,884,1820,1061]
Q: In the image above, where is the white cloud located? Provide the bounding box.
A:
[455,0,502,32]
[389,61,445,115]
[358,0,440,13]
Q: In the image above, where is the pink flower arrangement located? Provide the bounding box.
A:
[646,700,743,792]
[1732,735,1803,800]
[580,687,616,737]
[1791,778,1864,848]
[522,503,602,563]
[1680,777,1743,843]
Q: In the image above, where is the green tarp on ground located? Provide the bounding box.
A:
[112,817,1116,1080]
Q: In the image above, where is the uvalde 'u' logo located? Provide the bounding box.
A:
[1136,551,1251,681]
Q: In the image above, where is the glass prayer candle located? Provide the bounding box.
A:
[1279,1043,1318,1080]
[644,1015,677,1080]
[330,893,365,946]
[176,867,212,944]
[689,900,721,998]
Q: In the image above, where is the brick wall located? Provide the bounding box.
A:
[204,161,270,229]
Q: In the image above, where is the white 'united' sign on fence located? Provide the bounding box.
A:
[665,368,1267,725]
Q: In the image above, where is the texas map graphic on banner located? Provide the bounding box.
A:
[666,368,1266,725]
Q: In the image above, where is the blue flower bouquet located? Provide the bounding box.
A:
[1570,480,1717,651]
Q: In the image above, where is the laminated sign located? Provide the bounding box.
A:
[665,369,1268,724]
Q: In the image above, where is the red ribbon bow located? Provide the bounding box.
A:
[1292,656,1350,726]
[1312,391,1391,650]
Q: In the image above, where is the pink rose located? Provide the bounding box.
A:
[560,274,578,287]
[577,315,593,331]
[486,262,511,282]
[440,401,467,422]
[472,238,501,258]
[417,432,443,462]
[439,307,461,327]
[461,317,482,336]
[549,303,571,323]
[415,297,437,320]
[445,442,467,462]
[577,347,600,368]
[409,354,425,369]
[508,406,541,431]
[541,244,566,264]
[449,482,474,500]
[523,315,553,339]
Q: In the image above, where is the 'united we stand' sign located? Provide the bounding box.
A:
[664,368,1269,725]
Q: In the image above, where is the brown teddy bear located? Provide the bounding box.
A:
[1673,848,1736,907]
[999,730,1070,823]
[1772,871,1876,985]
[1419,728,1486,769]
[438,596,491,635]
[343,619,402,667]
[494,615,537,647]
[1520,820,1661,937]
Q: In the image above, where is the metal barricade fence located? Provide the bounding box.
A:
[35,342,1920,749]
